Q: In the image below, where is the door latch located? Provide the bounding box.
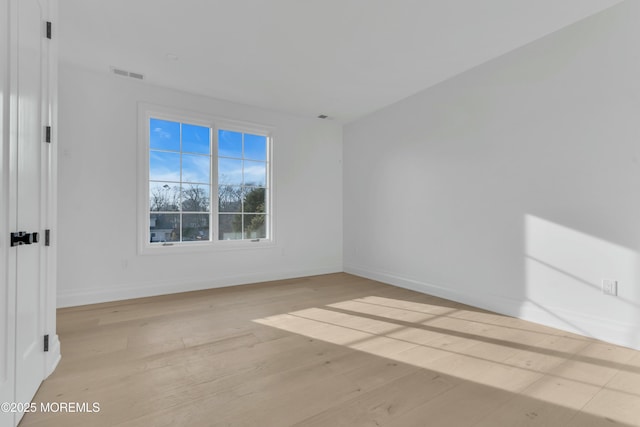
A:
[10,231,39,247]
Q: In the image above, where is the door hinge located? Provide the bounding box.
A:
[45,229,51,246]
[45,126,51,143]
[44,335,49,352]
[46,21,52,39]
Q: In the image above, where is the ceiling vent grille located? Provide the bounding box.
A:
[110,67,144,80]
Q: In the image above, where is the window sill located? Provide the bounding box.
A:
[139,239,276,256]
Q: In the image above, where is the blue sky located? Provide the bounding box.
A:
[219,130,267,161]
[150,119,267,186]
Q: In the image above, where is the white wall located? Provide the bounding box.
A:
[57,64,343,307]
[344,1,640,350]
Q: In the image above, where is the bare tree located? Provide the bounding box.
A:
[150,184,180,211]
[182,184,209,212]
[218,184,243,212]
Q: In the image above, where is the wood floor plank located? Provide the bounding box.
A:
[19,273,640,427]
[293,369,459,427]
[385,382,515,427]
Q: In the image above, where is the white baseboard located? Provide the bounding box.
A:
[57,266,343,308]
[345,264,640,351]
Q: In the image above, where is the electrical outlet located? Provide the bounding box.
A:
[602,279,618,296]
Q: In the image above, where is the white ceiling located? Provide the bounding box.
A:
[59,0,623,122]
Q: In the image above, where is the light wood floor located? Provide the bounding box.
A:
[21,273,640,426]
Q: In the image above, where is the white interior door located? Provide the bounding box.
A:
[14,0,47,411]
[0,0,52,426]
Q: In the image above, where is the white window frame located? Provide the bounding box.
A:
[137,103,275,255]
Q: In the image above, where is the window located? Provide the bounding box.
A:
[217,130,268,240]
[149,118,212,243]
[139,104,272,252]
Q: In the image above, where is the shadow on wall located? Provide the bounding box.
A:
[524,214,640,348]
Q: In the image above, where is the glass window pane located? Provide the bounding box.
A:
[218,158,243,185]
[182,154,210,183]
[244,214,266,239]
[244,134,267,161]
[150,119,180,151]
[218,130,242,158]
[150,151,180,181]
[150,182,180,211]
[219,214,242,240]
[181,184,210,212]
[218,185,242,212]
[243,161,266,187]
[148,117,271,244]
[182,214,210,242]
[243,187,265,213]
[150,213,180,242]
[182,124,210,154]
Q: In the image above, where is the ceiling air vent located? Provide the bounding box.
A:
[110,67,144,80]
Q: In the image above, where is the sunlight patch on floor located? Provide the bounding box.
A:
[253,296,640,426]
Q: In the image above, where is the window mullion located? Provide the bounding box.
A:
[214,126,220,242]
[179,123,183,243]
[241,133,245,239]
